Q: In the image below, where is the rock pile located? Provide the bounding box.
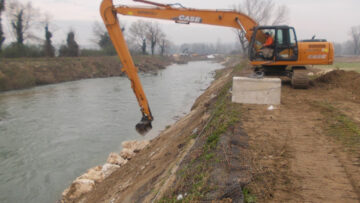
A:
[61,140,150,202]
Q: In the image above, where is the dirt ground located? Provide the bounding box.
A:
[61,63,237,203]
[62,60,360,202]
[242,69,360,202]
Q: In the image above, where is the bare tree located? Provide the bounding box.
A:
[129,20,148,54]
[6,0,39,45]
[350,26,360,55]
[0,0,5,52]
[333,42,343,56]
[145,22,162,55]
[233,0,289,55]
[158,32,170,56]
[92,21,117,55]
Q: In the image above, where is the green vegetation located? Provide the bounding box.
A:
[243,187,257,203]
[1,43,43,58]
[317,62,360,73]
[314,102,360,153]
[59,31,79,57]
[158,65,248,202]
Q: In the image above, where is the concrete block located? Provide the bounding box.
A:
[232,77,281,105]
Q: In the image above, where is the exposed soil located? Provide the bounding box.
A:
[61,61,360,202]
[61,63,237,203]
[242,69,360,202]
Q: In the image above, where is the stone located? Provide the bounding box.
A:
[78,166,104,183]
[232,77,281,105]
[102,163,120,178]
[63,179,95,200]
[121,140,134,149]
[177,194,184,200]
[107,152,127,166]
[133,140,150,152]
[121,140,150,153]
[120,148,135,160]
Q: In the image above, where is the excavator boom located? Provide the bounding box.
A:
[100,0,334,133]
[114,4,257,41]
[100,0,257,134]
[100,0,153,134]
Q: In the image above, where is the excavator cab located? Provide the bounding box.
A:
[249,26,299,62]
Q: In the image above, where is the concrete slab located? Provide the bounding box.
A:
[232,77,281,105]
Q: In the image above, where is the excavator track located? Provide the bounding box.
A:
[291,69,309,89]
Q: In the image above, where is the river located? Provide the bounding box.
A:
[0,61,223,203]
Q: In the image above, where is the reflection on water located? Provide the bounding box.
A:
[0,61,222,203]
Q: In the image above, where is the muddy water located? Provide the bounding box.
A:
[0,61,222,203]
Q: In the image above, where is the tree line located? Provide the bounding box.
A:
[334,26,360,56]
[0,0,174,58]
[1,0,359,58]
[0,0,57,57]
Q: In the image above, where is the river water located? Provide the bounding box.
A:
[0,61,223,203]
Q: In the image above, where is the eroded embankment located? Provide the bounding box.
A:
[61,61,360,202]
[60,57,245,202]
[0,55,172,91]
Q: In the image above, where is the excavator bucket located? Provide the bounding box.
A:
[135,117,152,135]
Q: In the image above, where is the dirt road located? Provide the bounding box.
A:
[242,70,360,202]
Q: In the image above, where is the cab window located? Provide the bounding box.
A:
[290,29,296,46]
[277,29,284,45]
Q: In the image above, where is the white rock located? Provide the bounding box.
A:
[107,152,127,166]
[102,163,120,178]
[177,194,184,200]
[63,179,95,200]
[133,140,150,152]
[192,127,198,134]
[121,140,150,153]
[78,166,104,183]
[148,151,156,158]
[120,148,135,160]
[121,140,136,149]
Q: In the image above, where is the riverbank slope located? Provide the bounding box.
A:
[0,55,173,92]
[62,59,360,202]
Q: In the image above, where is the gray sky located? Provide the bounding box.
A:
[3,0,360,47]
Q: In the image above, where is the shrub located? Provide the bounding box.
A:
[1,43,43,58]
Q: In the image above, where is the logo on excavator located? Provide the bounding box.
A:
[174,15,202,24]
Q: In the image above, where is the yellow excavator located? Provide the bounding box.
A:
[100,0,334,134]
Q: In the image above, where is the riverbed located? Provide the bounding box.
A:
[0,61,223,203]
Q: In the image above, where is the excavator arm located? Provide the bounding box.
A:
[100,0,257,134]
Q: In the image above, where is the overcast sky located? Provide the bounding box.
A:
[3,0,360,47]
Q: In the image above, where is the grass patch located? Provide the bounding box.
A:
[316,62,360,73]
[243,187,257,203]
[158,64,245,202]
[313,102,360,153]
